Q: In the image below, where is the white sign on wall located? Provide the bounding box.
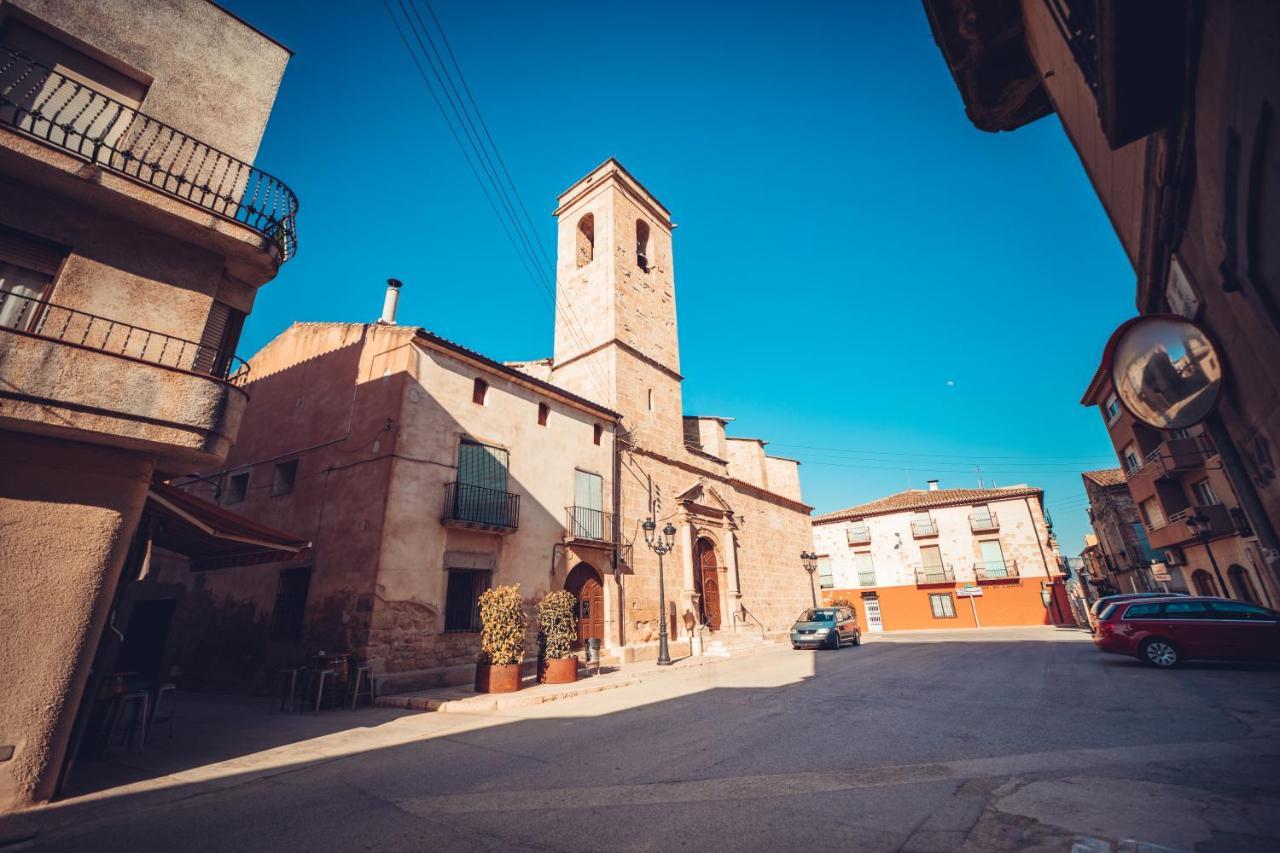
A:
[1166,255,1201,319]
[956,585,983,598]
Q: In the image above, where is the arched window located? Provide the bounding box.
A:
[1191,569,1217,597]
[576,213,594,268]
[1227,564,1258,603]
[635,219,651,270]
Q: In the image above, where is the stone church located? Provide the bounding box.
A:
[520,158,818,657]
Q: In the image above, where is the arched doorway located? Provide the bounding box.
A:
[1227,564,1259,603]
[564,563,603,649]
[693,538,722,630]
[1191,569,1217,597]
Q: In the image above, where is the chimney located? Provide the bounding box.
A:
[927,479,939,491]
[380,278,402,325]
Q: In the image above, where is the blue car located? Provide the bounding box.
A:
[791,606,861,649]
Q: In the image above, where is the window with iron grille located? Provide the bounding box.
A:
[269,567,311,640]
[444,570,489,631]
[852,552,876,587]
[929,593,956,619]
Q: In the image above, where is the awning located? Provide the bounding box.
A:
[146,481,311,571]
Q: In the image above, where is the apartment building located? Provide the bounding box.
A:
[812,482,1069,632]
[0,0,296,809]
[921,1,1280,592]
[1080,468,1168,595]
[1082,376,1276,606]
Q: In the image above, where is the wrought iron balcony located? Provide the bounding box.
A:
[0,291,247,383]
[913,563,954,585]
[565,505,612,543]
[442,482,520,532]
[974,559,1019,581]
[911,519,939,538]
[1,47,298,260]
[846,523,871,545]
[1146,503,1230,550]
[857,572,877,588]
[968,512,999,533]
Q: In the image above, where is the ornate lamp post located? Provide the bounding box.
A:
[801,550,819,608]
[1184,513,1228,595]
[642,517,677,666]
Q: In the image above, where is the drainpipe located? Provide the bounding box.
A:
[612,422,623,647]
[1025,495,1061,624]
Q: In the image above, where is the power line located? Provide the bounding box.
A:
[768,442,1116,462]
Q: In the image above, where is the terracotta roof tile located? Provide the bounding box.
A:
[1082,468,1127,488]
[813,486,1042,524]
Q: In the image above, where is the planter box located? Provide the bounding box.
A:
[540,656,579,685]
[474,663,521,693]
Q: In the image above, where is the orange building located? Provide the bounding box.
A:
[812,483,1070,633]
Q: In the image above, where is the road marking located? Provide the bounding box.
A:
[396,738,1280,816]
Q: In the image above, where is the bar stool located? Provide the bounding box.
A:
[271,666,307,713]
[109,690,149,752]
[308,668,338,715]
[348,664,375,709]
[148,683,177,742]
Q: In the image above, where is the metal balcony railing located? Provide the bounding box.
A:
[913,563,954,584]
[974,559,1019,581]
[565,506,612,542]
[442,482,519,531]
[857,572,877,588]
[846,524,871,545]
[1,47,298,260]
[911,519,939,537]
[0,291,248,384]
[968,512,999,533]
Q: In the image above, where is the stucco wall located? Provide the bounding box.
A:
[0,432,152,810]
[4,0,290,164]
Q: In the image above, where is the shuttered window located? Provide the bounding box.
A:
[193,300,245,377]
[455,440,510,526]
[0,226,65,330]
[571,469,604,539]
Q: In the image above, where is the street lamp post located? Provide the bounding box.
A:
[1185,513,1229,596]
[801,551,819,608]
[642,518,677,666]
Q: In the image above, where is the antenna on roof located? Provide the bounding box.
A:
[976,465,984,489]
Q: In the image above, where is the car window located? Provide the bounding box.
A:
[1099,603,1119,620]
[1208,601,1277,621]
[1124,602,1162,618]
[1162,601,1210,619]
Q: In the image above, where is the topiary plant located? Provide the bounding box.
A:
[537,590,578,660]
[479,584,527,665]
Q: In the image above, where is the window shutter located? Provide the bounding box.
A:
[0,226,67,275]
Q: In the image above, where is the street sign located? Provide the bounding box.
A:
[1151,562,1172,582]
[956,585,983,597]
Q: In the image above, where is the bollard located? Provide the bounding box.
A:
[585,638,601,674]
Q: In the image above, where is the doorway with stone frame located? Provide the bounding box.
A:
[564,562,604,650]
[693,537,723,630]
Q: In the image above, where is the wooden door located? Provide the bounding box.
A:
[577,575,604,645]
[698,541,722,629]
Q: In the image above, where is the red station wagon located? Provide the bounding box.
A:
[1094,597,1280,667]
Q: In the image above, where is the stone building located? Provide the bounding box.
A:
[1081,375,1277,606]
[1080,468,1166,595]
[149,159,816,693]
[0,0,296,809]
[812,482,1070,632]
[921,0,1280,594]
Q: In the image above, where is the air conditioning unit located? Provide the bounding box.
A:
[1163,547,1185,566]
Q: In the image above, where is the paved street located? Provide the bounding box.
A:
[20,627,1280,852]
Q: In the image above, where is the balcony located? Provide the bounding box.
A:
[974,559,1019,582]
[565,506,613,545]
[857,572,877,588]
[1126,436,1214,494]
[1145,502,1232,550]
[913,563,954,585]
[1,47,297,261]
[0,293,248,468]
[442,482,520,533]
[911,519,939,538]
[846,523,871,545]
[969,512,999,533]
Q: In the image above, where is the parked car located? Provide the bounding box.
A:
[1093,596,1280,667]
[1088,591,1186,632]
[791,607,861,649]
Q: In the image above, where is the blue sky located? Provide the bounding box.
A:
[223,0,1133,555]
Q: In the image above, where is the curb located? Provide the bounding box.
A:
[376,674,642,713]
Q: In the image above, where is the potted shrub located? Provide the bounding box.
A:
[474,584,527,693]
[537,590,579,684]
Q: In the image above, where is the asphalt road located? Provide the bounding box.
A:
[22,627,1280,852]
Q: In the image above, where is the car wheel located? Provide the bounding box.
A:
[792,644,800,650]
[852,631,861,646]
[1140,637,1179,668]
[828,633,840,650]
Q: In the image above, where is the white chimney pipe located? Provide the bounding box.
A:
[927,479,939,491]
[380,278,402,325]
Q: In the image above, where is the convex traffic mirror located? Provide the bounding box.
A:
[1110,315,1222,430]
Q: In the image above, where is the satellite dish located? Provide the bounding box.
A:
[1110,315,1222,430]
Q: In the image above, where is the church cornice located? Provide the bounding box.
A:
[624,444,813,515]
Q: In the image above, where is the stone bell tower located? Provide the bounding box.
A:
[550,159,684,453]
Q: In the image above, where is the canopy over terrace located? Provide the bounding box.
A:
[146,481,310,569]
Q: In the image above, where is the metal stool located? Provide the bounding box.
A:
[308,668,338,715]
[148,683,177,742]
[271,666,307,713]
[348,665,375,709]
[108,690,149,752]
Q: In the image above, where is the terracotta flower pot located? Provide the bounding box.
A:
[540,656,579,685]
[474,662,521,693]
